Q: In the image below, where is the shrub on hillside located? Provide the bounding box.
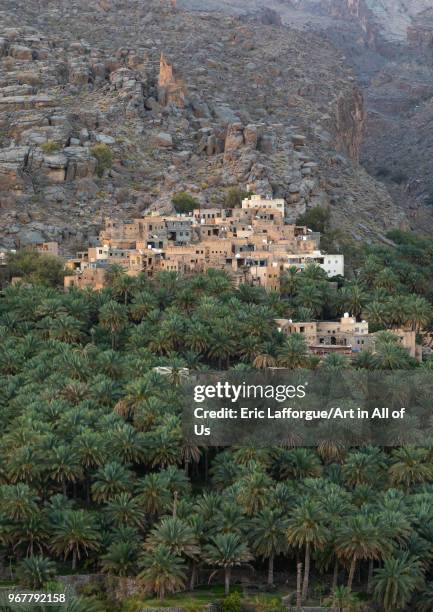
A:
[223,186,250,209]
[41,141,61,154]
[172,192,199,214]
[6,249,65,287]
[296,206,331,234]
[16,71,42,86]
[91,144,114,177]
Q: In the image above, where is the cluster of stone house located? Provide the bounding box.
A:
[276,313,421,361]
[64,194,344,291]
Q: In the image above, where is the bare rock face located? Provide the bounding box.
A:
[331,86,365,163]
[407,8,433,49]
[288,0,432,46]
[224,123,245,153]
[158,53,187,107]
[0,147,28,190]
[0,0,409,250]
[244,124,258,149]
[151,132,173,148]
[241,8,282,27]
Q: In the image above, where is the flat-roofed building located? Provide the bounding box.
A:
[281,252,344,277]
[242,194,286,217]
[34,242,59,256]
[276,313,372,355]
[64,268,106,290]
[63,195,345,291]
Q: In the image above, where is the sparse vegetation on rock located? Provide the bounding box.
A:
[172,192,199,214]
[41,141,61,154]
[223,186,250,209]
[91,143,114,178]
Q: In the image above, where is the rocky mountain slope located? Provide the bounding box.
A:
[0,0,407,252]
[181,0,433,234]
[305,0,433,231]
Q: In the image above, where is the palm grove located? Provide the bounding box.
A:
[1,230,433,611]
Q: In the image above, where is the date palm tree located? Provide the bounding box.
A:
[403,295,431,332]
[207,326,237,369]
[389,447,433,490]
[9,513,50,557]
[210,453,241,490]
[320,353,349,371]
[323,586,361,612]
[139,545,186,600]
[372,553,424,612]
[373,336,415,370]
[17,555,57,589]
[0,484,39,521]
[204,533,253,595]
[148,428,181,468]
[252,341,277,369]
[287,500,329,600]
[238,335,262,364]
[236,470,272,516]
[277,333,309,369]
[72,431,106,501]
[185,322,210,354]
[108,424,146,464]
[295,282,325,318]
[98,300,128,349]
[144,516,200,561]
[101,540,139,597]
[280,266,299,297]
[51,510,100,570]
[50,315,83,344]
[49,446,83,497]
[114,376,156,420]
[6,445,45,485]
[339,284,367,320]
[91,462,134,503]
[101,540,139,576]
[416,583,433,612]
[276,448,322,481]
[374,269,400,294]
[363,301,388,330]
[105,493,146,528]
[212,502,247,536]
[343,451,383,487]
[181,439,201,477]
[250,508,288,586]
[335,515,382,591]
[135,472,171,517]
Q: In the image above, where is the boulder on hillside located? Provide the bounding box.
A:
[151,132,173,148]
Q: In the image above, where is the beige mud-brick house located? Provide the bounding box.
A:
[63,195,345,290]
[316,315,370,351]
[193,208,226,223]
[241,194,287,218]
[64,268,106,290]
[276,314,371,355]
[276,316,423,360]
[275,320,318,345]
[34,242,59,256]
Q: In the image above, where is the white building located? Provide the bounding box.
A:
[282,251,344,277]
[241,194,287,218]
